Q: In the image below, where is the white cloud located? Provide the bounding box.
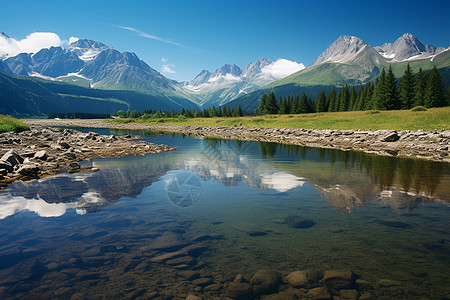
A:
[162,63,176,74]
[69,36,79,44]
[261,59,305,79]
[161,57,167,63]
[0,32,62,58]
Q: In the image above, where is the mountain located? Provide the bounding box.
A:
[3,38,196,108]
[227,33,450,112]
[0,72,199,117]
[375,33,446,61]
[184,58,305,108]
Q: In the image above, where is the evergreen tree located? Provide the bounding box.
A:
[266,91,279,114]
[316,89,327,112]
[364,83,375,110]
[372,68,387,109]
[257,94,268,115]
[327,87,337,112]
[291,95,300,114]
[236,104,243,117]
[299,93,309,113]
[354,86,364,111]
[279,97,289,114]
[413,68,427,107]
[398,63,415,109]
[349,86,357,110]
[424,66,446,108]
[338,84,350,111]
[384,65,399,110]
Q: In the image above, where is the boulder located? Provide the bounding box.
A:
[1,150,23,166]
[382,132,400,142]
[286,270,322,287]
[264,290,299,300]
[0,160,13,172]
[306,286,331,299]
[339,289,359,299]
[323,270,355,290]
[17,164,40,176]
[284,215,316,228]
[225,282,254,299]
[186,295,202,300]
[149,232,189,251]
[250,269,281,294]
[34,150,48,161]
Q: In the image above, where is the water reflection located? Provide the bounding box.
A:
[0,132,448,219]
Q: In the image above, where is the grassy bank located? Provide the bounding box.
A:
[0,115,29,133]
[108,107,450,131]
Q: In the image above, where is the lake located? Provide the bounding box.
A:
[0,128,449,299]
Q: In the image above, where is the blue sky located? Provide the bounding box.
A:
[1,0,449,81]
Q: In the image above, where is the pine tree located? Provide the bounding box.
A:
[266,91,279,114]
[349,86,357,110]
[338,84,350,111]
[257,94,268,115]
[413,68,427,107]
[363,83,374,110]
[236,104,243,116]
[316,89,327,112]
[279,97,289,114]
[398,63,415,109]
[424,66,446,108]
[291,95,300,114]
[327,87,337,112]
[384,65,399,110]
[372,68,386,109]
[299,93,308,113]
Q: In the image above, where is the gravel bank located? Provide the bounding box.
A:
[27,120,450,163]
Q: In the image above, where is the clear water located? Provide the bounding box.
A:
[0,128,449,299]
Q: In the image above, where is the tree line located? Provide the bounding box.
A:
[112,104,244,119]
[257,65,449,115]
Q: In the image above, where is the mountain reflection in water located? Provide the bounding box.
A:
[1,131,448,219]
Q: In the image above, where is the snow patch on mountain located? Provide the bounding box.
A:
[311,35,369,66]
[375,33,446,61]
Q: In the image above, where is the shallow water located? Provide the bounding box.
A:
[0,128,449,299]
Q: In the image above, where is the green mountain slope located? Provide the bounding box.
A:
[0,72,200,117]
[227,50,450,113]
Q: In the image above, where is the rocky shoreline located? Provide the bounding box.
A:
[0,125,175,189]
[28,120,450,163]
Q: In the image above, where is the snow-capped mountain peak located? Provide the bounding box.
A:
[312,35,368,66]
[66,39,112,61]
[375,33,446,61]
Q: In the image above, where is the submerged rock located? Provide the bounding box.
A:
[284,215,316,228]
[250,269,281,294]
[286,269,322,287]
[377,219,410,229]
[306,286,331,299]
[149,232,190,251]
[225,282,254,299]
[323,270,356,290]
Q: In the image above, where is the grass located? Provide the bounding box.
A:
[108,107,450,131]
[0,115,29,133]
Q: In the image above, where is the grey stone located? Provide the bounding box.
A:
[225,282,254,299]
[17,164,40,176]
[250,269,281,294]
[34,150,48,161]
[1,150,23,166]
[382,132,400,142]
[149,232,189,251]
[0,160,13,172]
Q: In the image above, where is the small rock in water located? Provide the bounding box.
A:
[250,269,281,294]
[186,295,202,300]
[264,290,299,300]
[284,215,316,228]
[323,270,356,290]
[377,219,410,229]
[306,286,330,299]
[225,282,254,299]
[286,269,322,287]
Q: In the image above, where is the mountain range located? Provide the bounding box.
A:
[227,33,449,111]
[0,32,448,116]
